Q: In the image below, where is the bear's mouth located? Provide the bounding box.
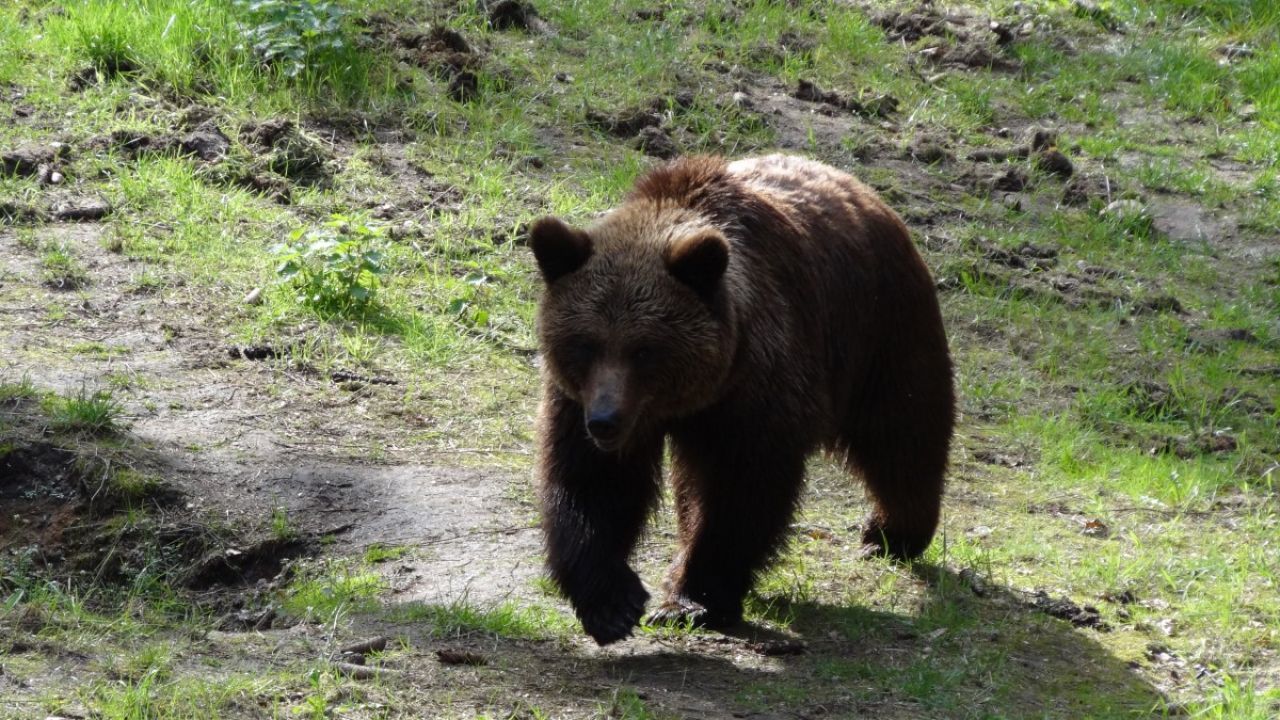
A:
[586,425,627,453]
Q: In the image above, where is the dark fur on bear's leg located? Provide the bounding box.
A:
[538,389,663,645]
[846,276,954,563]
[648,421,809,629]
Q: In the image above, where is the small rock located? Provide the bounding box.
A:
[958,568,987,596]
[1102,199,1146,220]
[243,287,264,305]
[53,199,112,222]
[1218,44,1254,61]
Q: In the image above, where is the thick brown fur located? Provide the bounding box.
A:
[530,154,955,645]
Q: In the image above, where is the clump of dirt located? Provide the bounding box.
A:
[979,166,1029,193]
[585,93,706,156]
[2,142,70,178]
[874,5,1022,70]
[89,122,231,164]
[448,69,481,102]
[793,79,898,119]
[398,25,483,82]
[66,55,141,91]
[906,133,955,164]
[241,119,333,183]
[586,106,663,138]
[184,537,311,590]
[1034,148,1074,178]
[1027,590,1110,631]
[1062,173,1117,206]
[635,125,681,159]
[0,399,324,620]
[969,237,1058,271]
[481,0,547,32]
[969,126,1075,179]
[938,247,1180,315]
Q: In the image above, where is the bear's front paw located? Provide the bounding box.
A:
[577,571,649,646]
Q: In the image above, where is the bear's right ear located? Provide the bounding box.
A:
[666,229,729,300]
[529,216,593,284]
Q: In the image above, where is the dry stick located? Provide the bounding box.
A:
[339,636,390,657]
[334,661,399,680]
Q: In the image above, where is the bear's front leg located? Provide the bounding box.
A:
[538,388,664,645]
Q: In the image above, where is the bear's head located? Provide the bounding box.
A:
[529,208,738,452]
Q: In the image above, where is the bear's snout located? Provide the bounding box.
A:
[586,404,621,443]
[583,365,633,452]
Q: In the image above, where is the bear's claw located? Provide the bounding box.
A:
[645,594,741,630]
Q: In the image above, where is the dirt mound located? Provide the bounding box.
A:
[240,119,333,183]
[874,5,1023,71]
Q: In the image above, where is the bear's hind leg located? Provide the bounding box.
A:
[843,353,953,561]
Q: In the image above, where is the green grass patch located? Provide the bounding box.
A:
[385,598,576,640]
[44,386,123,435]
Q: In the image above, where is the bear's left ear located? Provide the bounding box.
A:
[666,229,729,300]
[529,216,593,284]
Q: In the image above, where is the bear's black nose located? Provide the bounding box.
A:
[586,410,621,441]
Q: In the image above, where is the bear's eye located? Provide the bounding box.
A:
[630,346,658,368]
[566,339,599,365]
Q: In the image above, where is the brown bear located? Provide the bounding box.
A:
[529,154,954,645]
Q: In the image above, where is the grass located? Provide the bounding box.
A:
[44,386,123,434]
[1,0,1278,717]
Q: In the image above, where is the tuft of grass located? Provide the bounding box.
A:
[385,598,576,640]
[362,543,410,564]
[0,375,38,403]
[269,507,298,542]
[108,468,162,502]
[281,561,383,619]
[45,386,123,435]
[41,245,90,289]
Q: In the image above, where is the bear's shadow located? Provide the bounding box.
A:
[598,563,1169,717]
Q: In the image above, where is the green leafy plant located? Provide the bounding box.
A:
[447,270,493,328]
[273,214,387,315]
[233,0,349,78]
